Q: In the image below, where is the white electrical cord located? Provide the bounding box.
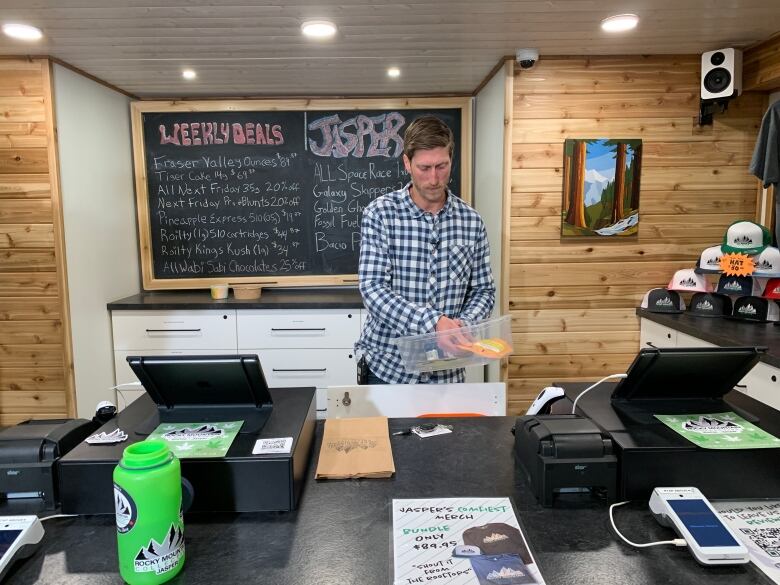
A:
[38,514,77,522]
[110,382,143,410]
[570,373,628,414]
[609,501,687,548]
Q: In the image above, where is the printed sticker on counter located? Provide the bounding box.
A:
[253,437,293,455]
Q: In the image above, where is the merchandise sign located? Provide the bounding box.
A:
[392,497,546,585]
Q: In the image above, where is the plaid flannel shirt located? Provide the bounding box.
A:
[355,183,495,384]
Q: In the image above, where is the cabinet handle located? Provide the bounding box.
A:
[145,328,202,333]
[272,368,327,373]
[645,342,657,348]
[735,384,747,389]
[270,328,327,332]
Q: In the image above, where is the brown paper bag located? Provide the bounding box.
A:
[315,416,396,479]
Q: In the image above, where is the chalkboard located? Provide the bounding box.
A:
[131,99,471,289]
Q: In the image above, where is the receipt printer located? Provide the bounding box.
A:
[0,419,96,509]
[515,415,617,507]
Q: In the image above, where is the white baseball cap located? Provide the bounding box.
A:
[694,245,724,274]
[667,268,713,293]
[753,246,780,277]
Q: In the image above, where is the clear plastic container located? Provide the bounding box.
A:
[393,315,513,374]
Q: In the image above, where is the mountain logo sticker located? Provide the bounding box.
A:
[679,277,698,288]
[486,566,528,581]
[134,523,184,575]
[738,304,758,315]
[114,484,137,534]
[723,281,743,291]
[655,297,674,307]
[162,425,224,441]
[733,235,754,245]
[483,533,509,544]
[695,300,714,311]
[683,416,742,434]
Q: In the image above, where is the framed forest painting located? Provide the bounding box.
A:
[561,138,642,238]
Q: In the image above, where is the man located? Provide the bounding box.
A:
[355,115,496,384]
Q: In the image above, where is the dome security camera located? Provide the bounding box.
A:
[516,48,539,69]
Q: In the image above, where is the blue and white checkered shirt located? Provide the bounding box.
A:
[355,183,495,384]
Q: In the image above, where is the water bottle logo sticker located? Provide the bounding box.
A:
[114,483,137,534]
[133,523,185,576]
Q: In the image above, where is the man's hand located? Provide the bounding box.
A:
[435,316,472,355]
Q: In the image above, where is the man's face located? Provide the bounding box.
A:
[403,146,452,206]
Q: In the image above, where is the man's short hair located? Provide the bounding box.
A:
[403,115,454,161]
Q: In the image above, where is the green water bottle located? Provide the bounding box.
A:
[114,440,185,584]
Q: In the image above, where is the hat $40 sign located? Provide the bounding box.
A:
[561,138,642,238]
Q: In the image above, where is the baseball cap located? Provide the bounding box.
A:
[687,292,732,318]
[728,296,780,323]
[667,268,713,293]
[763,278,780,300]
[752,246,780,277]
[716,275,767,296]
[641,288,686,313]
[722,220,772,255]
[694,245,724,274]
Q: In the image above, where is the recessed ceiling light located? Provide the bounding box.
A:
[301,20,337,39]
[387,67,401,78]
[2,23,43,41]
[182,69,197,80]
[601,14,639,33]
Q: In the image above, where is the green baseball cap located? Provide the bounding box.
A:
[721,220,772,255]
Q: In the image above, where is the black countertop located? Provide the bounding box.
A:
[5,416,771,585]
[637,308,780,368]
[107,287,364,310]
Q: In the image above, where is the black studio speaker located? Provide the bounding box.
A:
[701,48,742,101]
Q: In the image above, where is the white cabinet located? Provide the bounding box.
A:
[111,310,237,408]
[737,361,780,411]
[111,307,362,418]
[676,331,715,348]
[237,309,361,418]
[639,319,677,349]
[640,319,714,349]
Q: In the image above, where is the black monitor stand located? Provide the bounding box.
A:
[127,354,274,435]
[610,346,765,425]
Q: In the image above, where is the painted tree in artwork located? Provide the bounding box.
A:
[564,140,587,228]
[628,141,642,211]
[599,140,628,224]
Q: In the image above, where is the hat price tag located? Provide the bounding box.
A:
[719,253,755,277]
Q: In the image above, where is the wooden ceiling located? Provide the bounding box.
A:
[1,0,779,97]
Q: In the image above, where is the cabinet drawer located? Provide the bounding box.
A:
[237,310,360,349]
[639,319,677,349]
[739,362,780,411]
[251,349,356,389]
[676,332,715,348]
[112,310,236,350]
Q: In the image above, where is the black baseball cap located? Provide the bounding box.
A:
[727,296,780,323]
[640,288,685,313]
[687,292,732,318]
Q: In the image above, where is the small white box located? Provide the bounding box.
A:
[393,315,512,374]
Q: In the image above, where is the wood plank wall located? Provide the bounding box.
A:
[508,55,764,414]
[0,58,74,425]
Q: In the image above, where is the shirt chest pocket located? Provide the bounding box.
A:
[448,243,473,284]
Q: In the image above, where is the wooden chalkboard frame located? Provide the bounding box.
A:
[130,98,472,290]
